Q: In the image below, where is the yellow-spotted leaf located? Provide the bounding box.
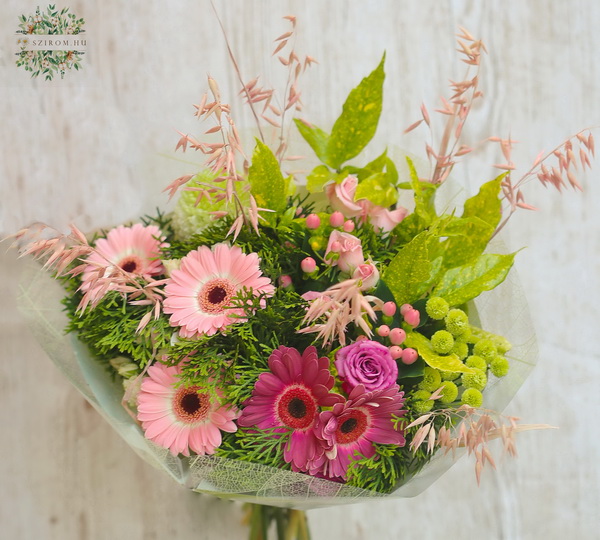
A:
[326,54,385,169]
[248,139,287,213]
[433,253,516,306]
[405,331,475,374]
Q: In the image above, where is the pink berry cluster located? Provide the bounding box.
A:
[306,212,355,233]
[376,302,420,365]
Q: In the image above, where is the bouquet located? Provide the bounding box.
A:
[11,19,593,540]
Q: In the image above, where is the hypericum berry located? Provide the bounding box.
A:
[431,330,454,354]
[279,275,292,288]
[381,315,394,325]
[461,388,483,408]
[465,355,487,371]
[461,368,487,391]
[451,341,469,360]
[426,296,449,320]
[389,327,406,345]
[382,301,397,317]
[401,347,418,365]
[389,345,403,360]
[419,367,442,392]
[400,303,412,316]
[300,257,316,273]
[444,308,469,336]
[309,236,325,251]
[404,308,420,327]
[473,339,498,362]
[438,381,459,404]
[490,356,510,377]
[306,213,321,229]
[377,325,390,337]
[329,211,344,227]
[343,220,355,233]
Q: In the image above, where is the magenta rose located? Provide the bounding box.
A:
[335,340,398,392]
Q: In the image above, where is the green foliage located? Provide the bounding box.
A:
[293,119,330,165]
[433,253,516,306]
[294,55,385,170]
[462,175,505,229]
[326,54,385,169]
[382,231,433,306]
[354,172,397,207]
[345,441,430,493]
[305,165,343,193]
[248,139,288,213]
[438,216,494,270]
[217,427,292,470]
[63,291,172,367]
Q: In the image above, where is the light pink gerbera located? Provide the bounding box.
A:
[237,346,343,473]
[136,363,238,457]
[81,224,167,291]
[314,384,406,480]
[163,244,274,338]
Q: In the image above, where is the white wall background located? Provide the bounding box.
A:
[1,1,598,538]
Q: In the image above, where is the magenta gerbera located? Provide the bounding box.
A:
[136,363,238,457]
[237,346,343,473]
[163,243,275,337]
[315,384,406,480]
[81,223,167,291]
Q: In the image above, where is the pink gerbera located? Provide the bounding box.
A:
[163,244,274,338]
[237,346,343,473]
[81,223,167,291]
[136,363,238,457]
[315,384,406,480]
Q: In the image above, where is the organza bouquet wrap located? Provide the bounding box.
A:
[17,250,536,510]
[13,25,591,538]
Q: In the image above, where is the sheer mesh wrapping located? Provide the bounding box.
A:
[17,252,536,510]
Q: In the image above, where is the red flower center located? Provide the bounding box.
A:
[118,255,143,274]
[335,408,369,445]
[198,278,236,314]
[173,386,210,424]
[276,384,318,430]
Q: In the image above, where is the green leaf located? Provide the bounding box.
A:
[406,156,437,224]
[326,54,385,169]
[404,331,475,374]
[359,149,388,179]
[293,119,329,164]
[385,157,399,184]
[354,172,397,207]
[439,216,494,269]
[462,174,505,229]
[248,139,287,213]
[306,164,336,193]
[433,253,516,306]
[382,231,432,306]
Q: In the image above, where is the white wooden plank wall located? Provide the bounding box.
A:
[1,1,598,538]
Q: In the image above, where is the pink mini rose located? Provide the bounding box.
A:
[352,262,380,291]
[325,231,364,273]
[335,340,399,392]
[325,175,367,218]
[368,206,408,233]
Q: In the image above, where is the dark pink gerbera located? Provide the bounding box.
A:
[314,384,406,480]
[237,346,343,473]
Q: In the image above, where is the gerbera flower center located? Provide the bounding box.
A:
[173,386,210,424]
[335,408,369,444]
[118,255,143,274]
[276,384,318,430]
[198,278,236,314]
